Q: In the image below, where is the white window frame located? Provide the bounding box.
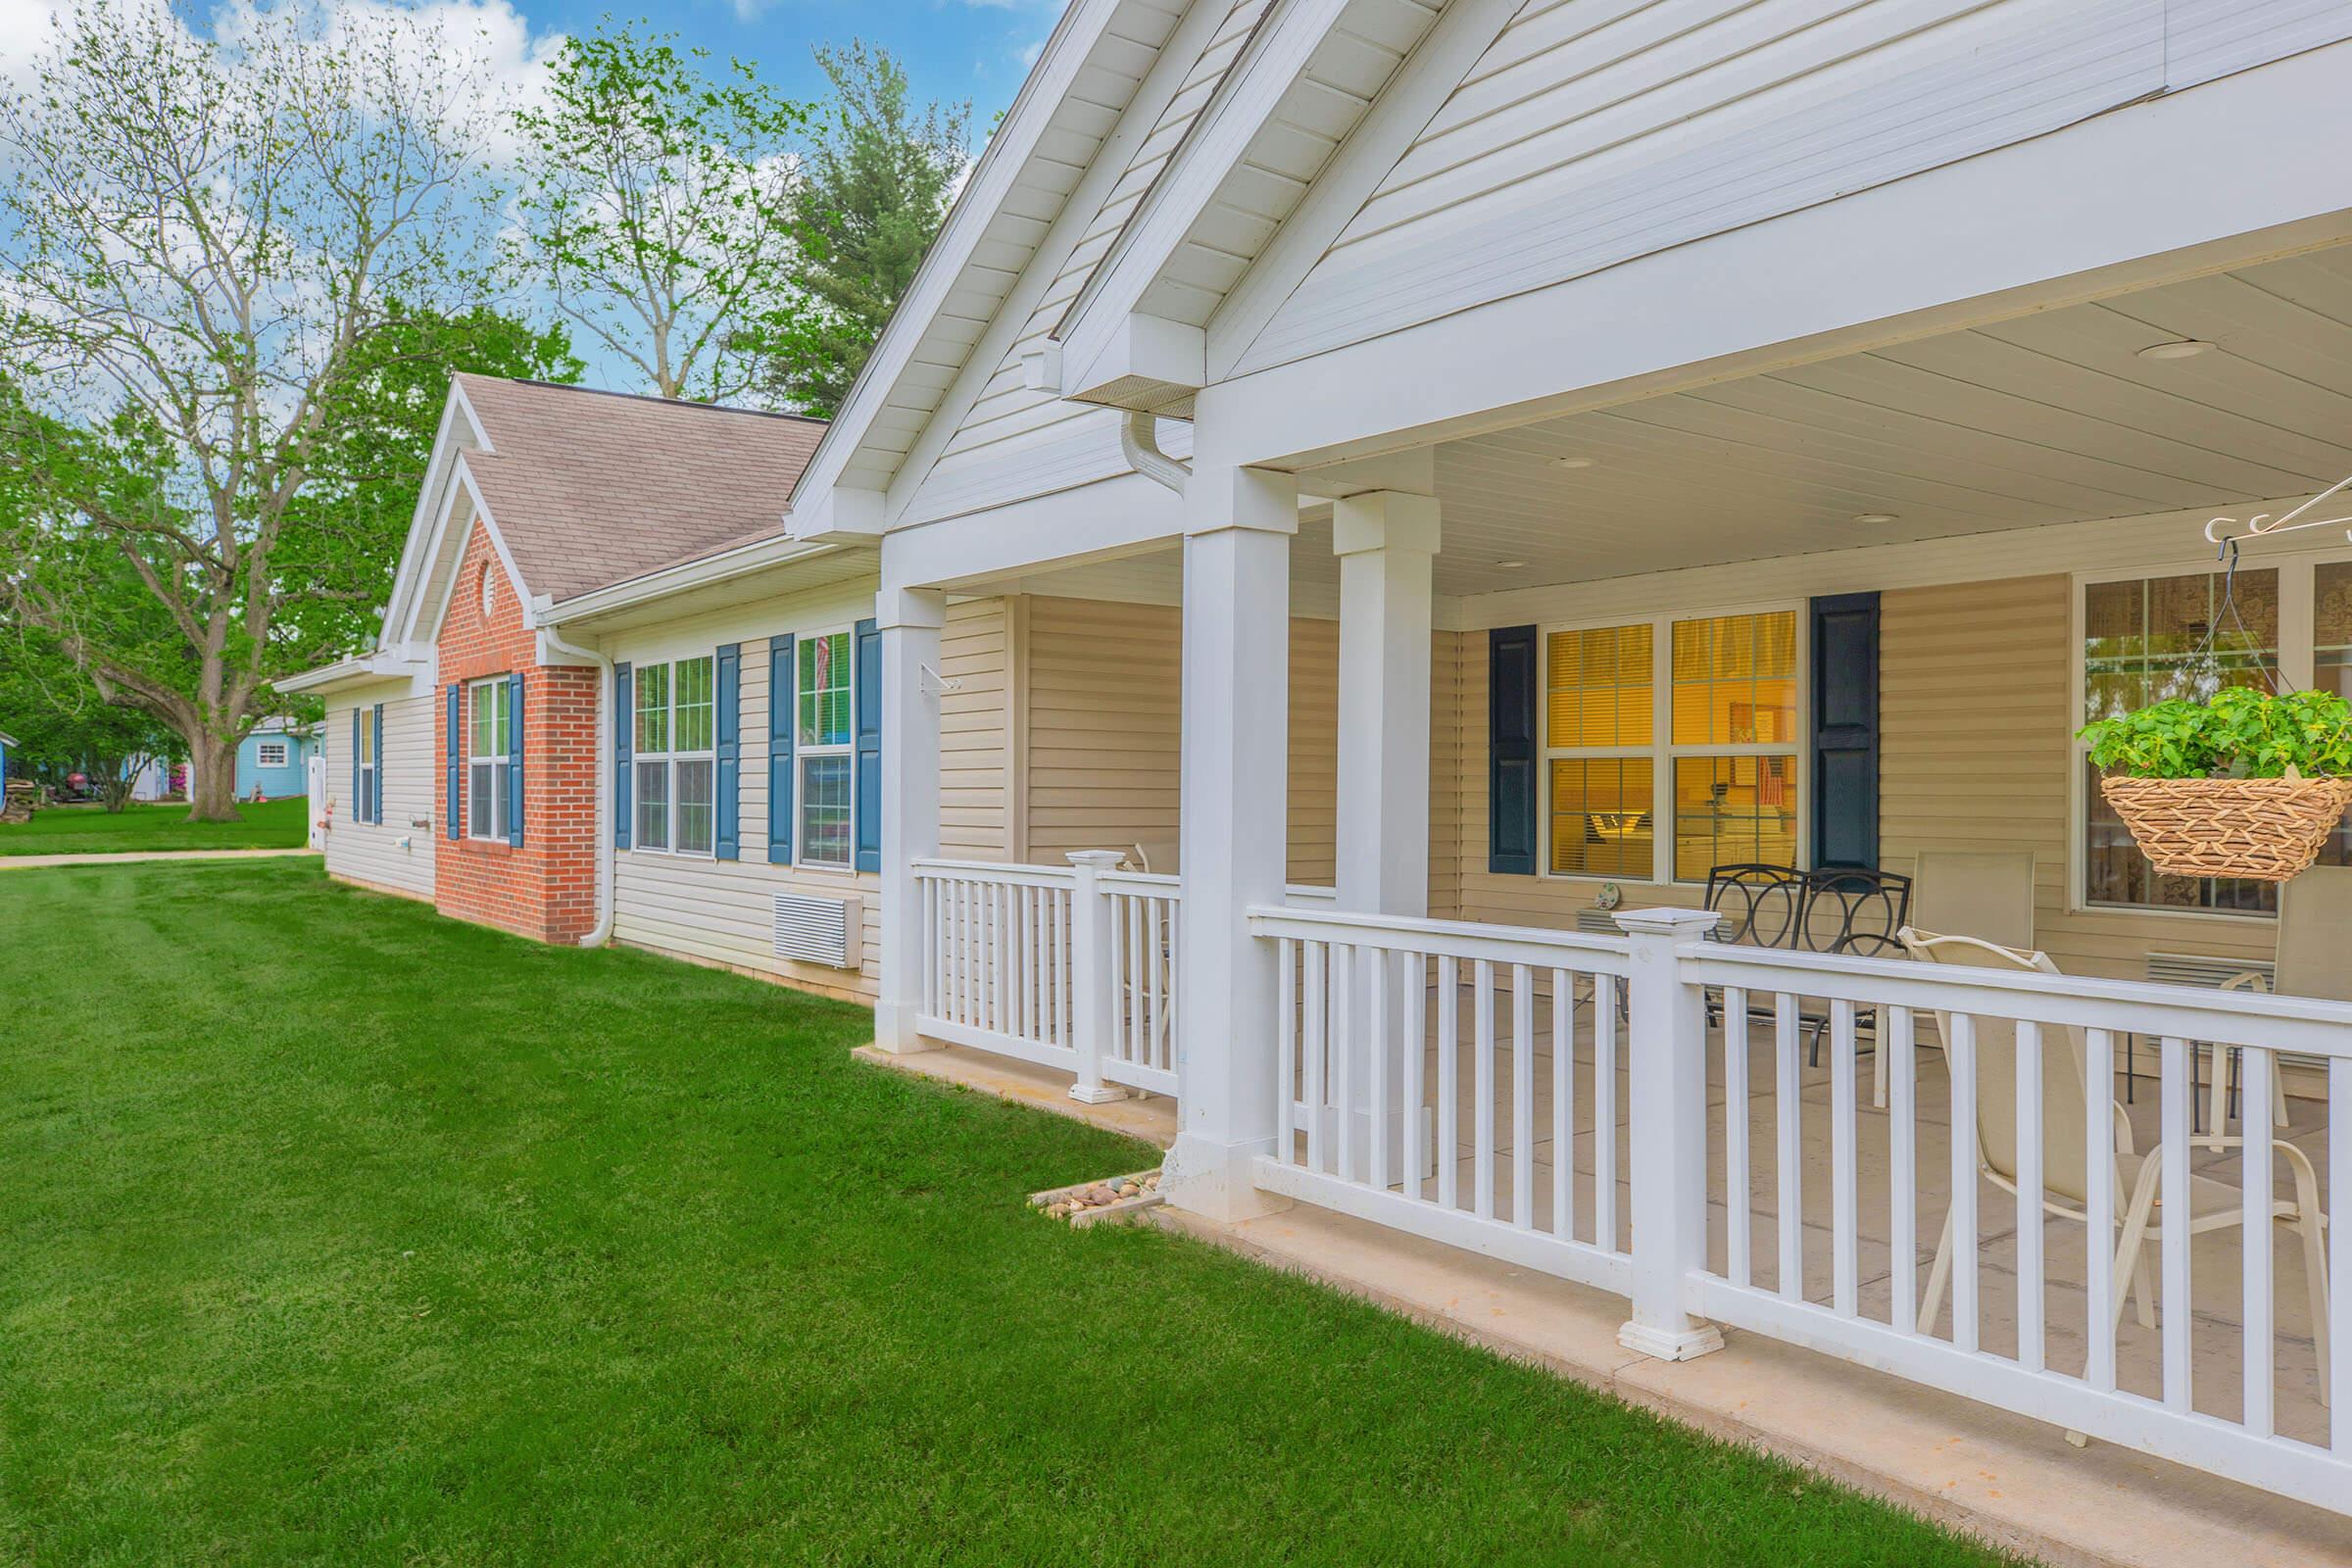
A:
[1539,602,1809,886]
[2068,550,2352,920]
[793,624,857,873]
[631,653,717,858]
[355,719,375,824]
[257,739,289,769]
[466,676,513,843]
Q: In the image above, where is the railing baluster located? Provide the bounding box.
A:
[1303,941,1327,1175]
[2015,1020,2044,1373]
[1510,964,1534,1229]
[1595,972,1617,1252]
[1403,954,1425,1203]
[1474,958,1496,1221]
[1832,999,1858,1318]
[1776,992,1801,1302]
[1889,1004,1917,1335]
[1277,937,1297,1166]
[2161,1035,2192,1413]
[1950,1013,1979,1353]
[1438,955,1459,1210]
[1552,968,1574,1245]
[2084,1027,2117,1391]
[1333,944,1356,1186]
[1368,948,1391,1194]
[2241,1042,2274,1439]
[2332,1055,2350,1436]
[1724,985,1750,1289]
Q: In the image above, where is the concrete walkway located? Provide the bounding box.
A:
[0,848,320,869]
[858,1041,2352,1568]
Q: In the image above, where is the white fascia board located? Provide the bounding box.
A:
[0,731,18,747]
[1055,0,1355,384]
[1198,36,2352,470]
[785,487,886,542]
[276,652,427,697]
[879,470,1185,594]
[415,463,536,646]
[381,382,494,649]
[783,0,1130,519]
[538,538,848,628]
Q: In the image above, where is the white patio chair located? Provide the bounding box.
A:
[2209,863,2352,1140]
[1877,852,2036,1107]
[1900,928,2330,1400]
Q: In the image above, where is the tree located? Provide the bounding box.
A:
[0,624,179,811]
[0,0,511,820]
[765,43,971,417]
[510,24,811,404]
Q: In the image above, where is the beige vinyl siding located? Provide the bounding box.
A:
[942,597,1012,859]
[1428,630,1472,919]
[319,689,435,901]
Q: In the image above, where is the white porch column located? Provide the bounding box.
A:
[874,585,945,1054]
[1163,462,1297,1222]
[1615,906,1726,1361]
[1332,491,1439,915]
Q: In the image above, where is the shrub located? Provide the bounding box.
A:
[2079,687,2352,779]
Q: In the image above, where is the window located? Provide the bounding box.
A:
[633,655,715,856]
[355,720,375,824]
[467,678,514,841]
[1544,609,1800,882]
[797,630,854,869]
[258,739,288,769]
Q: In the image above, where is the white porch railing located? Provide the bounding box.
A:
[1241,902,2352,1516]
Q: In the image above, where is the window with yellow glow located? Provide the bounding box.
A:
[1543,609,1802,883]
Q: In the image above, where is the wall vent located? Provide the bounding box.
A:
[2145,951,2272,991]
[774,892,862,969]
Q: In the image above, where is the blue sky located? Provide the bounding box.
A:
[526,0,1051,128]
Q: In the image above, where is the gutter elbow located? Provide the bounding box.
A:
[1121,409,1191,494]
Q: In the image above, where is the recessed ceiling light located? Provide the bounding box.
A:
[2136,339,2214,362]
[1493,560,1529,570]
[1551,456,1597,469]
[1851,513,1899,524]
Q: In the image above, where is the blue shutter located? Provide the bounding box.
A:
[613,662,632,851]
[713,643,741,860]
[507,671,525,848]
[854,618,881,873]
[1811,592,1881,870]
[446,684,462,840]
[1489,625,1539,875]
[350,710,361,821]
[369,705,383,823]
[767,635,795,863]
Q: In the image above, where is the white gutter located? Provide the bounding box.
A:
[538,624,616,950]
[539,538,846,627]
[1122,410,1192,493]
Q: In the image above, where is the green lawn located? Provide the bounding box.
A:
[0,797,310,856]
[0,861,2018,1567]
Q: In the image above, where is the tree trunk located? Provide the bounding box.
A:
[185,733,244,822]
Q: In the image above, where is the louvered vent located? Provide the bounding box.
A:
[2145,951,2272,990]
[774,893,862,968]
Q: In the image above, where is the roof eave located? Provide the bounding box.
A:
[540,536,849,629]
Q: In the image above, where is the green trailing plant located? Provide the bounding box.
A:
[2078,687,2352,779]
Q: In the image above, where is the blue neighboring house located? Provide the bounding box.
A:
[233,718,318,800]
[0,729,14,781]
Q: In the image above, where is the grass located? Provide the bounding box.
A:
[0,797,310,856]
[0,860,2020,1567]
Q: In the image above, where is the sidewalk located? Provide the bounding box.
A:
[0,848,320,869]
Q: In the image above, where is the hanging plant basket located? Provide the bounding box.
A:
[2099,773,2352,882]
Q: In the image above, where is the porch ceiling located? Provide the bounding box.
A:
[1011,244,2352,609]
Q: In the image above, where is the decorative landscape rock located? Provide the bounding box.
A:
[1030,1169,1162,1230]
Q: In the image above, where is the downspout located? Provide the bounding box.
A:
[540,623,615,949]
[1122,409,1191,493]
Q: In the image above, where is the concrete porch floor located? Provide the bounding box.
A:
[859,1036,2350,1568]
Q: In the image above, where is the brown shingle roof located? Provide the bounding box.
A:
[452,375,826,606]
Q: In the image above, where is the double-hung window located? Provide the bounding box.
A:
[633,655,715,855]
[1544,609,1801,882]
[467,678,514,841]
[258,740,289,769]
[796,629,854,869]
[355,721,376,822]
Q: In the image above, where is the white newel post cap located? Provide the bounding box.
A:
[1065,850,1126,871]
[1611,907,1722,938]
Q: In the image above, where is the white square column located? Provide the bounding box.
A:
[1163,462,1297,1222]
[874,586,945,1054]
[1332,491,1439,917]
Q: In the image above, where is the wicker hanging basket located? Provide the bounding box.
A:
[2099,773,2352,882]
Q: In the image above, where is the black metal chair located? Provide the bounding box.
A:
[1701,862,1810,949]
[1800,866,1913,1069]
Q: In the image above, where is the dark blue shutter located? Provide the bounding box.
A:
[507,671,524,847]
[350,710,361,821]
[768,635,794,863]
[445,684,461,840]
[369,705,383,823]
[1811,592,1881,870]
[1489,625,1539,875]
[713,644,741,860]
[854,618,881,873]
[612,662,632,850]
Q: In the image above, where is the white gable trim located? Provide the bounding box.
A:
[412,462,537,648]
[380,381,498,648]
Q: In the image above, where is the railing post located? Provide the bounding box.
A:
[1614,906,1725,1361]
[1066,851,1126,1104]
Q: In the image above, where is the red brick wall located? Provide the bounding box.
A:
[433,523,600,943]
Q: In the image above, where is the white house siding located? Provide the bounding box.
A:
[902,1,1261,527]
[318,685,436,902]
[1231,0,2352,377]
